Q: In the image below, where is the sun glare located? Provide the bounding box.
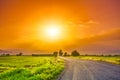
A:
[46,27,60,37]
[41,22,63,40]
[38,19,69,42]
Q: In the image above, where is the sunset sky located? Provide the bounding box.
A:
[0,0,120,54]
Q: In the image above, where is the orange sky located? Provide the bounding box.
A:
[0,0,120,54]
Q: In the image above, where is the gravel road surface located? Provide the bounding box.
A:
[59,57,120,80]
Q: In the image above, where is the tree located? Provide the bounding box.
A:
[59,50,63,56]
[53,51,58,57]
[19,52,22,56]
[6,53,10,56]
[63,52,67,56]
[71,50,80,56]
[16,52,23,56]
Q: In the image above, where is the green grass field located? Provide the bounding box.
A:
[0,56,64,80]
[78,55,120,65]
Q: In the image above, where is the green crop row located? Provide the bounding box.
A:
[78,55,120,64]
[0,56,64,80]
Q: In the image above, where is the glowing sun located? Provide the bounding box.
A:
[46,26,60,38]
[42,23,63,40]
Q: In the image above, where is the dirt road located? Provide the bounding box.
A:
[58,57,120,80]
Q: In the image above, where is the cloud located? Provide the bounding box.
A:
[67,20,99,28]
[75,28,120,44]
[87,20,99,24]
[78,24,89,28]
[64,28,120,53]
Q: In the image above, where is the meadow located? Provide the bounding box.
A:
[78,55,120,65]
[0,56,64,80]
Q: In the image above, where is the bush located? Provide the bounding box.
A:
[16,52,23,56]
[53,51,58,57]
[63,52,68,56]
[0,57,64,80]
[71,50,80,56]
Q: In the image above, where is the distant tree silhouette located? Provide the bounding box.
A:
[53,51,58,57]
[71,50,80,56]
[63,52,68,56]
[6,53,10,56]
[1,54,5,56]
[19,52,22,56]
[32,54,53,56]
[59,50,63,56]
[1,53,10,56]
[16,52,23,56]
[108,54,112,57]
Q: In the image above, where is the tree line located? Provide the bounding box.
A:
[0,52,23,56]
[1,50,119,57]
[53,50,80,57]
[0,50,80,57]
